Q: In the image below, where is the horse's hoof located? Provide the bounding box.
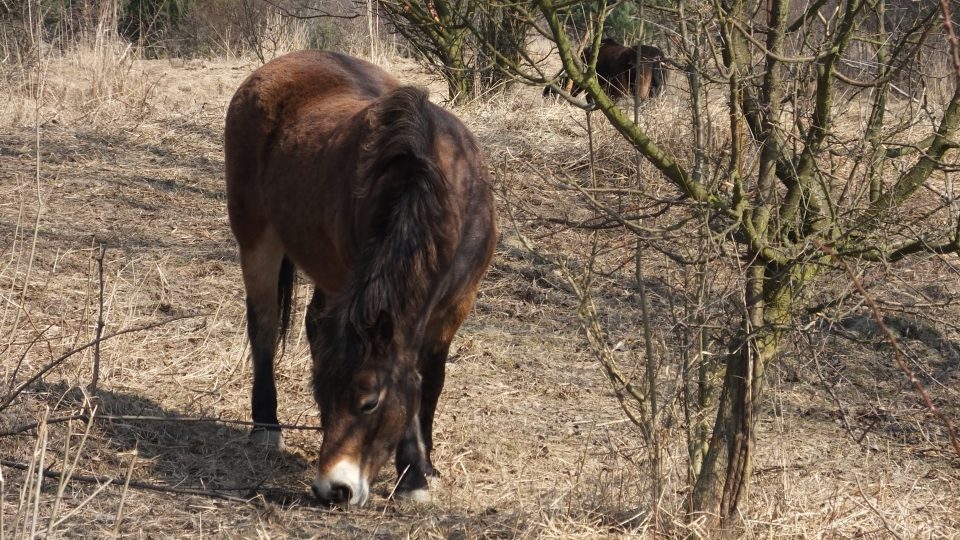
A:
[249,428,284,450]
[395,488,431,504]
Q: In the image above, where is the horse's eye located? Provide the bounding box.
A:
[359,394,380,414]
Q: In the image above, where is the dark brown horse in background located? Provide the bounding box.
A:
[225,50,497,506]
[544,37,669,101]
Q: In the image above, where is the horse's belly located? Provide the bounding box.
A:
[273,218,350,294]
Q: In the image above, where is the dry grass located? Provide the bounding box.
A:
[1,27,959,539]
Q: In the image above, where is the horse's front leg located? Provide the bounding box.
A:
[393,342,448,502]
[394,413,431,502]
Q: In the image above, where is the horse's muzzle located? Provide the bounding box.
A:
[312,459,369,507]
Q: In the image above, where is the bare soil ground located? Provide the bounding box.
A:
[1,51,959,538]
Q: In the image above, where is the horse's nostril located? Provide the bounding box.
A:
[311,481,352,504]
[331,482,352,504]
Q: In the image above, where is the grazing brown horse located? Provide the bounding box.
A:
[224,50,497,506]
[544,38,668,100]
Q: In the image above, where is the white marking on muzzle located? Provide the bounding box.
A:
[312,459,370,506]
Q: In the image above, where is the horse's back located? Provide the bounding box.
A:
[224,51,400,255]
[224,51,400,188]
[226,50,399,128]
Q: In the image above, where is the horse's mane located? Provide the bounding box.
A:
[314,86,454,384]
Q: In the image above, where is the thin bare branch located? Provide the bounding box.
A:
[0,314,206,411]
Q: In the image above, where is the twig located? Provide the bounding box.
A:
[0,458,342,515]
[5,324,55,399]
[111,443,137,538]
[1,458,255,504]
[49,471,115,530]
[0,414,87,437]
[47,405,91,534]
[260,0,359,19]
[90,244,106,395]
[816,241,960,459]
[854,475,905,540]
[89,414,324,431]
[14,404,42,538]
[0,413,323,438]
[808,337,859,443]
[29,407,49,539]
[386,464,411,505]
[0,459,5,539]
[939,0,960,78]
[0,314,205,411]
[7,0,46,356]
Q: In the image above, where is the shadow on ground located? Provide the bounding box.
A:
[24,382,322,509]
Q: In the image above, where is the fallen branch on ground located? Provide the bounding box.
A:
[0,458,338,513]
[0,414,323,438]
[0,314,205,412]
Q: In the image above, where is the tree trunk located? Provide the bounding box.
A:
[441,32,472,103]
[691,257,803,526]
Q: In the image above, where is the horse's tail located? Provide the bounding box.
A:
[277,255,295,345]
[343,86,455,347]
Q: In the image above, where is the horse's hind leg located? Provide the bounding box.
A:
[239,232,287,448]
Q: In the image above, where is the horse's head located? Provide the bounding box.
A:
[310,316,421,506]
